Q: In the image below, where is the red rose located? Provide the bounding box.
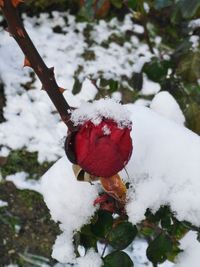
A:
[73,119,132,177]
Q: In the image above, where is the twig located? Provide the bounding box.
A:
[101,228,113,258]
[0,0,74,130]
[142,20,155,54]
[123,0,155,54]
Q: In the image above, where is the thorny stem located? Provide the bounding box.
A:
[1,0,74,130]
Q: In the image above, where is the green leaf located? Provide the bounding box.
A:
[109,80,118,92]
[161,215,171,229]
[178,0,200,18]
[80,224,97,249]
[143,59,171,83]
[167,243,183,262]
[154,0,173,10]
[184,99,200,135]
[177,51,200,83]
[140,226,156,237]
[127,0,137,10]
[100,78,110,87]
[72,78,82,95]
[79,0,95,21]
[110,0,123,9]
[146,233,173,264]
[168,221,188,240]
[80,233,97,249]
[91,210,113,238]
[130,73,143,91]
[103,251,134,267]
[108,222,137,250]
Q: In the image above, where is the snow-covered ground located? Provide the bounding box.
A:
[1,11,200,267]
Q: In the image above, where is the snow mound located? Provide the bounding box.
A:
[41,103,200,264]
[76,249,103,267]
[150,91,185,125]
[41,157,99,263]
[174,232,200,267]
[71,98,131,127]
[124,105,200,226]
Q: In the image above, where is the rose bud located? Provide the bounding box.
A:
[72,118,132,177]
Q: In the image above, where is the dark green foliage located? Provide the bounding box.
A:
[103,251,134,267]
[91,210,114,238]
[147,233,173,264]
[108,222,137,250]
[72,77,83,95]
[143,59,172,83]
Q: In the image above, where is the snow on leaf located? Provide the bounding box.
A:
[71,98,132,128]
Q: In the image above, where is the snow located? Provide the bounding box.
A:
[0,147,10,157]
[76,249,102,267]
[41,154,175,267]
[189,18,200,29]
[41,157,99,263]
[6,172,41,193]
[0,199,8,207]
[141,76,161,95]
[127,238,173,267]
[71,98,132,127]
[174,231,200,267]
[124,104,200,226]
[189,35,199,50]
[150,91,185,125]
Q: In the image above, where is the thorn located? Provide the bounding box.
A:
[23,57,31,68]
[49,67,54,73]
[11,0,24,8]
[59,87,66,94]
[41,85,45,91]
[0,0,4,8]
[16,27,25,38]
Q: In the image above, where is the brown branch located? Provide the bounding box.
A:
[142,19,155,55]
[0,0,74,131]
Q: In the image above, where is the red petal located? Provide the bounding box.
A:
[74,119,133,177]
